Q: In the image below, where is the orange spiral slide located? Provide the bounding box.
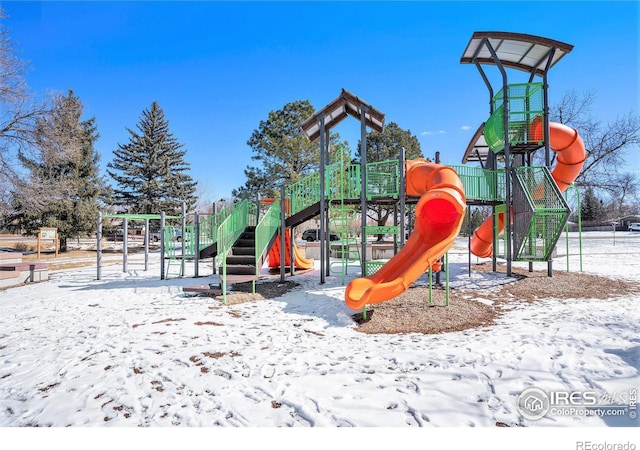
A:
[344,159,467,310]
[268,229,314,270]
[470,120,587,258]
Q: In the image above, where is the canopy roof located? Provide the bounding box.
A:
[460,31,573,77]
[301,89,385,142]
[461,122,490,164]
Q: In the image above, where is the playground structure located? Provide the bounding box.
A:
[94,31,587,312]
[460,31,586,277]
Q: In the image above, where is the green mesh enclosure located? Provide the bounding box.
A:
[366,160,400,200]
[512,166,569,261]
[484,83,545,153]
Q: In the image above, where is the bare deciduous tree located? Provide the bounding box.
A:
[0,8,48,216]
[543,90,640,216]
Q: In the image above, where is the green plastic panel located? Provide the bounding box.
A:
[366,160,400,200]
[485,83,545,153]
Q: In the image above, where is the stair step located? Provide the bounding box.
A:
[222,265,257,276]
[235,239,255,248]
[232,247,255,256]
[226,255,255,265]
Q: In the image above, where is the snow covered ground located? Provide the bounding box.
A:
[0,232,638,448]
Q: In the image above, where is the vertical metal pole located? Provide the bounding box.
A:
[123,218,128,273]
[473,57,495,115]
[290,226,295,276]
[360,105,369,276]
[324,128,331,278]
[435,151,442,285]
[399,146,406,249]
[428,267,433,305]
[576,186,583,272]
[97,212,102,280]
[160,212,166,280]
[393,204,398,255]
[445,252,450,307]
[194,212,200,277]
[181,202,186,277]
[485,39,512,277]
[318,115,326,284]
[565,190,570,273]
[144,218,149,271]
[468,207,472,277]
[280,184,286,283]
[542,50,556,277]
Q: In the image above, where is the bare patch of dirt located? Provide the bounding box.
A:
[355,263,640,335]
[355,287,496,335]
[214,280,300,305]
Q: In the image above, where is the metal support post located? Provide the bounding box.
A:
[123,218,128,273]
[181,202,186,277]
[399,146,406,249]
[280,184,286,283]
[318,115,326,284]
[194,212,200,278]
[144,218,149,271]
[160,212,166,280]
[97,212,102,280]
[360,105,369,276]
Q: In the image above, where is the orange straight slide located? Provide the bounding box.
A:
[268,229,314,270]
[470,121,587,258]
[344,159,466,311]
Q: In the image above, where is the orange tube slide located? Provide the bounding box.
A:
[344,159,466,310]
[469,121,587,258]
[268,229,314,270]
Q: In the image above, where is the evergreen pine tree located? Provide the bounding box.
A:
[580,186,606,222]
[107,101,197,216]
[6,90,108,250]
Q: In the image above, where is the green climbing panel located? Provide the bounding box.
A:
[512,166,570,261]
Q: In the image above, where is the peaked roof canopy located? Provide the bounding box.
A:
[461,122,489,164]
[460,31,573,77]
[301,89,385,142]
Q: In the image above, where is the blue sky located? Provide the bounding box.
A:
[1,1,638,202]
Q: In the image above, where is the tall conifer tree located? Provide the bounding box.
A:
[108,101,197,216]
[7,90,108,250]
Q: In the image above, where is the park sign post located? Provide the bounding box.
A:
[37,227,58,258]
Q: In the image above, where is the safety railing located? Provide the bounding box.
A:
[327,163,360,200]
[216,200,257,259]
[449,165,505,203]
[254,199,281,275]
[285,171,321,217]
